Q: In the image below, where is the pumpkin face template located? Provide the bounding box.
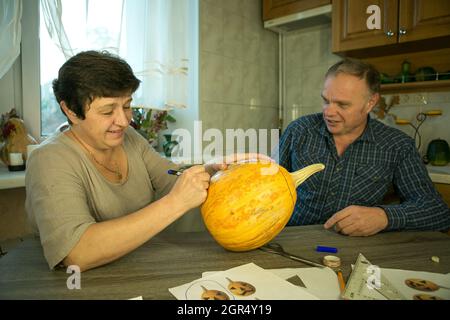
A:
[226,277,256,296]
[405,279,441,292]
[200,285,230,300]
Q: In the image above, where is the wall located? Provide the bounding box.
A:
[283,23,450,158]
[379,92,450,157]
[199,0,279,155]
[283,23,339,127]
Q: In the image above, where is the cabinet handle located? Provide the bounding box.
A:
[399,29,407,35]
[386,30,395,37]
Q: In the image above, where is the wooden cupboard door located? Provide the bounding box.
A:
[399,0,450,43]
[332,0,398,53]
[263,0,331,21]
[435,183,450,207]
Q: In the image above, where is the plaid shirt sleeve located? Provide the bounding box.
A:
[277,123,293,172]
[378,140,450,231]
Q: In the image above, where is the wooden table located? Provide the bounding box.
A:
[0,225,449,299]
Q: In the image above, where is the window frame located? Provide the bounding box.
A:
[21,0,41,141]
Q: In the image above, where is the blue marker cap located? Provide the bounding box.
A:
[167,169,182,176]
[316,245,338,253]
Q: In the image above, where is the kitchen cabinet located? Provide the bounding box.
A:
[263,0,331,21]
[435,183,450,207]
[332,0,450,54]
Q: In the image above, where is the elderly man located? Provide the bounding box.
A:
[278,58,450,236]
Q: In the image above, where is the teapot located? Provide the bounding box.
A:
[425,139,450,166]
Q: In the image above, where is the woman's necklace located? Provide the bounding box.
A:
[70,130,122,181]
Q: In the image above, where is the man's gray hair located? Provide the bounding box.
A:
[325,58,380,95]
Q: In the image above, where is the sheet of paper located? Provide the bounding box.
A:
[169,263,319,300]
[382,268,450,300]
[203,267,341,300]
[274,267,341,300]
[349,266,450,300]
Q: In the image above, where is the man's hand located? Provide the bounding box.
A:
[204,153,274,176]
[324,205,389,236]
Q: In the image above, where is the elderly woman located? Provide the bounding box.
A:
[26,51,267,272]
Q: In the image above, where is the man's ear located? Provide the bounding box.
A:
[366,93,380,113]
[60,102,80,124]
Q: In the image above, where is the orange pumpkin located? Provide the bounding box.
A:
[201,161,324,251]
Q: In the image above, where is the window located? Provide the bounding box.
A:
[22,0,198,139]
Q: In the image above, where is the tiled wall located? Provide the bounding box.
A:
[283,23,450,157]
[199,0,279,155]
[283,23,340,128]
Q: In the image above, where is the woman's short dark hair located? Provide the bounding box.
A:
[325,58,380,95]
[52,50,141,123]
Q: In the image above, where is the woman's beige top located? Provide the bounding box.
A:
[25,127,178,269]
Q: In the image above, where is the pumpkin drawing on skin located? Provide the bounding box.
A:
[226,277,256,296]
[201,162,324,251]
[405,279,440,292]
[200,285,230,300]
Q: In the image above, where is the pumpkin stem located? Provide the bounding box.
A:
[290,163,325,188]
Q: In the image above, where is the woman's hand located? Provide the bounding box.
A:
[205,153,274,176]
[167,165,210,211]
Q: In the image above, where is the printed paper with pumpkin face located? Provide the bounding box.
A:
[184,280,235,300]
[200,285,230,300]
[226,277,256,296]
[405,278,444,292]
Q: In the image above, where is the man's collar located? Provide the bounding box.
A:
[358,116,376,143]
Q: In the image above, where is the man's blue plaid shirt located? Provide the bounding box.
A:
[278,113,450,231]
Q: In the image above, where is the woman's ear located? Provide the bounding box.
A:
[60,102,79,124]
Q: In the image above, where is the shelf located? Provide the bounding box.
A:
[380,79,450,94]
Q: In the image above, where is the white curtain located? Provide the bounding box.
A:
[40,0,190,110]
[40,0,73,60]
[0,0,22,80]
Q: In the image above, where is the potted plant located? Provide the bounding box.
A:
[130,107,176,148]
[0,108,38,166]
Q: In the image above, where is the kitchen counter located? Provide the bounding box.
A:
[426,164,450,184]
